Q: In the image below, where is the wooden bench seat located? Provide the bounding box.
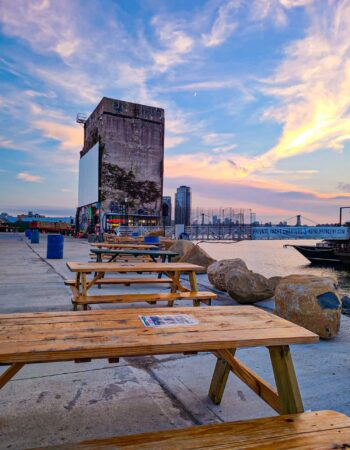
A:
[34,410,350,449]
[71,290,216,307]
[64,277,173,286]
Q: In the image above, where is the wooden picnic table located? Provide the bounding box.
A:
[91,243,159,250]
[90,248,178,263]
[0,306,318,416]
[65,262,216,309]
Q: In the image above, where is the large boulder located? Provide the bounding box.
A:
[268,276,283,291]
[160,239,176,250]
[342,295,350,315]
[225,269,275,304]
[207,259,248,291]
[275,274,341,339]
[179,245,216,273]
[168,240,195,262]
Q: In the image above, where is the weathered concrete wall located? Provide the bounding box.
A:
[82,97,164,219]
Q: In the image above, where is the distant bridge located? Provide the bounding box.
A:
[118,224,350,241]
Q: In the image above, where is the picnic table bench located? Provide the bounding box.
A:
[65,262,216,309]
[90,248,178,263]
[0,305,318,419]
[35,410,350,449]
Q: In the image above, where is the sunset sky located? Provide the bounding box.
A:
[1,0,350,223]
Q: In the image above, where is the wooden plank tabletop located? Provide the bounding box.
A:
[90,249,178,256]
[67,262,203,273]
[0,306,318,364]
[91,243,158,249]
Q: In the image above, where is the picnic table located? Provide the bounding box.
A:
[65,262,216,309]
[0,306,318,416]
[90,248,178,263]
[91,243,159,250]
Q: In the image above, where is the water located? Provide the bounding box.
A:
[198,240,350,296]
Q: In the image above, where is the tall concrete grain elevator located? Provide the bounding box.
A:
[76,97,164,235]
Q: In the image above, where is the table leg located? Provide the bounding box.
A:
[158,256,165,278]
[268,345,304,414]
[208,350,236,404]
[0,363,25,390]
[189,270,201,306]
[81,273,89,310]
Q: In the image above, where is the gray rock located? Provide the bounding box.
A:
[268,276,283,291]
[341,295,350,315]
[275,274,341,339]
[179,245,216,273]
[168,240,195,262]
[207,259,248,291]
[225,269,274,304]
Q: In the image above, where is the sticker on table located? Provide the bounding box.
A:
[139,314,198,328]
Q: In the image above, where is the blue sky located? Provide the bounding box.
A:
[0,0,350,223]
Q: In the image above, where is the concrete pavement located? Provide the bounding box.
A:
[0,233,349,449]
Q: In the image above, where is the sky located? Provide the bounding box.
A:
[1,0,350,223]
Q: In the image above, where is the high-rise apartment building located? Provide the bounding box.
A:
[175,186,191,226]
[162,196,172,226]
[76,97,164,234]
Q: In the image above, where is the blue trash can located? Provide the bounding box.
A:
[31,229,40,244]
[144,236,160,244]
[47,234,64,259]
[27,229,32,239]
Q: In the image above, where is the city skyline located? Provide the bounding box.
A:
[1,0,350,223]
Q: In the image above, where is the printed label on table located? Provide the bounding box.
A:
[139,314,198,328]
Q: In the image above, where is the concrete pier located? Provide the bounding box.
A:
[0,233,349,449]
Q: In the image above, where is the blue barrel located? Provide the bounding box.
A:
[47,234,64,259]
[24,229,29,238]
[31,229,40,244]
[144,236,160,244]
[26,229,32,239]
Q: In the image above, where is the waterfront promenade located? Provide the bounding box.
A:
[0,233,350,449]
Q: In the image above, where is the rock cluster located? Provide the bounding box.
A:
[168,240,216,272]
[207,259,248,291]
[275,274,341,339]
[207,259,277,303]
[226,270,275,304]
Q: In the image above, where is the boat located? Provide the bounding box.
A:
[334,240,350,265]
[284,207,350,265]
[284,240,343,264]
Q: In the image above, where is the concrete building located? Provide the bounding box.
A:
[175,186,191,226]
[76,97,164,235]
[162,196,172,226]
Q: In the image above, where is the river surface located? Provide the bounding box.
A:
[198,239,350,295]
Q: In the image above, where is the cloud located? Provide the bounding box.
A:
[0,0,81,62]
[151,16,194,72]
[338,182,350,193]
[165,134,188,149]
[235,0,350,175]
[33,120,82,151]
[202,132,235,146]
[16,172,44,183]
[25,89,56,99]
[202,0,240,47]
[168,79,242,92]
[61,188,72,192]
[34,67,101,104]
[212,144,237,153]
